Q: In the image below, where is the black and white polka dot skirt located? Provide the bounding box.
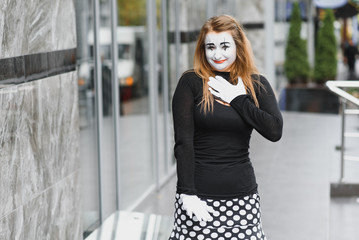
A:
[169,193,267,240]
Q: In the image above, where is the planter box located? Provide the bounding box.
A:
[279,86,340,114]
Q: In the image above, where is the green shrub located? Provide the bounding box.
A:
[314,9,337,83]
[284,2,310,84]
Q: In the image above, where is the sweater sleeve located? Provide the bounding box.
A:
[172,74,197,195]
[229,75,283,142]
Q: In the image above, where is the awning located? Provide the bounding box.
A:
[314,0,348,9]
[335,2,358,18]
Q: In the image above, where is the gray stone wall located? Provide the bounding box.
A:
[0,0,76,58]
[0,0,80,239]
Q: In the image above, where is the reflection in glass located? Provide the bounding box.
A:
[74,0,100,237]
[75,0,181,235]
[116,0,154,210]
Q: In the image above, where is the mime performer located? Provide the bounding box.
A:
[169,15,283,240]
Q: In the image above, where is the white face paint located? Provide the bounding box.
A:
[205,31,236,71]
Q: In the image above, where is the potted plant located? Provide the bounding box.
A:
[284,2,310,85]
[314,8,337,84]
[281,5,339,114]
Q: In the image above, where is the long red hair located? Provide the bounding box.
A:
[193,15,260,113]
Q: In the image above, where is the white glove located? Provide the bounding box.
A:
[180,194,214,222]
[208,76,247,103]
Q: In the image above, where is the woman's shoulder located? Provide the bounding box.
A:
[178,69,203,87]
[251,73,268,83]
[180,69,202,81]
[250,73,275,96]
[251,73,271,88]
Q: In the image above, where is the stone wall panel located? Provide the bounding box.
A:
[0,64,79,240]
[23,171,81,240]
[0,208,24,240]
[0,0,26,58]
[0,0,76,59]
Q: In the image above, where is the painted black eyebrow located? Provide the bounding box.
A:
[206,43,215,46]
[220,42,230,45]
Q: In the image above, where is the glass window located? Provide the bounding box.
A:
[117,0,154,209]
[74,0,101,237]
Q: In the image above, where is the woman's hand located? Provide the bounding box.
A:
[180,194,214,222]
[208,76,247,103]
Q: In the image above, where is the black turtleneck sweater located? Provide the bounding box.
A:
[172,70,283,199]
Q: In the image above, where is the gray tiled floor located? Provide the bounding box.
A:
[137,111,359,240]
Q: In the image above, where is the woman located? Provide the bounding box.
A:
[169,15,283,240]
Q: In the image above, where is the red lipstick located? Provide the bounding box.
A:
[213,59,226,64]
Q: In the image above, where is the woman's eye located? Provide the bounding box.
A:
[223,45,229,50]
[207,46,215,50]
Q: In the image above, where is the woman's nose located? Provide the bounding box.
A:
[213,49,221,60]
